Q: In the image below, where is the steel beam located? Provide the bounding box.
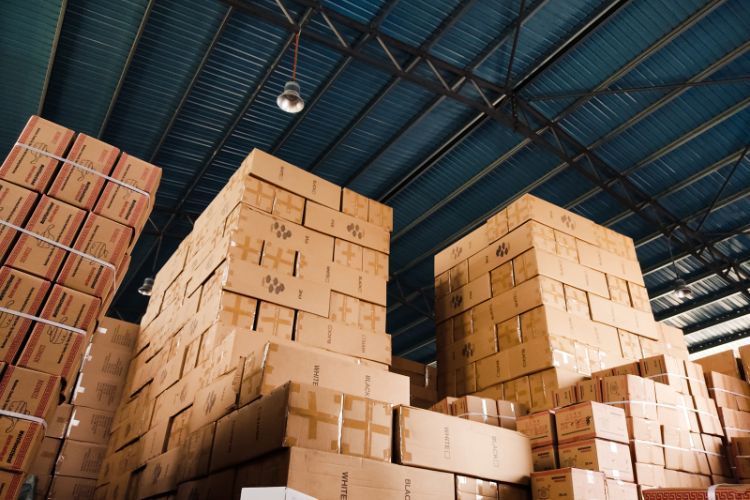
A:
[149,7,234,162]
[98,0,156,138]
[683,305,750,335]
[688,329,750,352]
[649,252,750,301]
[655,280,750,321]
[38,0,68,115]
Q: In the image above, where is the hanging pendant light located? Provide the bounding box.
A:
[138,277,154,296]
[277,31,304,113]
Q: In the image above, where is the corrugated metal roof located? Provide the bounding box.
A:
[2,0,749,358]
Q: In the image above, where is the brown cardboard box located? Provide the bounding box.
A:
[334,238,363,270]
[507,194,598,244]
[497,400,524,430]
[0,180,37,261]
[555,401,628,445]
[601,375,657,420]
[47,133,120,209]
[240,149,341,210]
[80,340,131,383]
[28,436,61,476]
[695,350,741,380]
[557,438,634,481]
[234,447,454,499]
[588,294,657,339]
[519,306,619,356]
[139,447,181,498]
[455,475,498,498]
[576,240,644,285]
[485,208,509,243]
[628,417,664,466]
[552,386,576,408]
[189,369,240,433]
[701,434,731,477]
[5,195,85,279]
[211,382,392,471]
[395,406,533,484]
[529,368,586,412]
[576,379,602,403]
[605,479,638,500]
[71,370,125,413]
[0,267,50,362]
[58,213,132,298]
[175,423,215,483]
[0,115,74,191]
[442,326,497,370]
[661,426,709,474]
[0,416,44,471]
[634,462,665,488]
[719,407,750,439]
[435,224,489,277]
[513,248,609,297]
[530,468,606,499]
[47,403,72,439]
[451,396,500,426]
[272,187,305,224]
[175,469,235,500]
[295,312,392,365]
[430,397,458,415]
[640,354,690,394]
[48,475,97,499]
[0,365,60,420]
[450,260,469,290]
[0,470,24,500]
[17,285,99,379]
[531,444,558,471]
[239,339,409,406]
[504,376,532,411]
[93,153,161,232]
[341,188,368,221]
[707,371,750,412]
[66,406,114,444]
[368,198,393,232]
[490,275,566,325]
[435,273,492,321]
[54,439,107,479]
[305,201,389,254]
[692,395,723,436]
[92,316,139,354]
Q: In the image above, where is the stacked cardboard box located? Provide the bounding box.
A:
[26,317,138,499]
[92,149,531,499]
[389,356,438,408]
[431,395,525,431]
[433,194,681,413]
[0,116,159,498]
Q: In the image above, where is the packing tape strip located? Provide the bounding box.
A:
[604,399,719,420]
[708,484,735,500]
[14,142,150,199]
[630,438,724,457]
[0,409,46,429]
[0,306,86,336]
[643,372,705,385]
[709,387,750,400]
[0,218,117,294]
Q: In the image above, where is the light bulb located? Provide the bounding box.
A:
[673,278,693,300]
[277,80,304,113]
[138,277,154,297]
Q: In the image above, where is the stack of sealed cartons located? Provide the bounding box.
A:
[433,193,679,413]
[26,316,138,499]
[94,149,514,499]
[0,116,159,498]
[389,356,438,408]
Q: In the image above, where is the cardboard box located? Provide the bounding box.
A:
[695,350,741,380]
[395,406,533,484]
[435,224,489,277]
[530,468,606,500]
[490,275,566,325]
[576,240,644,285]
[442,326,497,370]
[601,375,657,420]
[605,479,638,500]
[304,201,389,254]
[272,187,305,224]
[455,476,505,499]
[189,369,240,433]
[212,382,392,471]
[634,462,665,488]
[17,285,99,380]
[451,396,500,426]
[341,188,368,221]
[519,306,619,354]
[175,423,215,483]
[576,379,602,403]
[0,267,50,362]
[93,316,139,354]
[66,406,114,444]
[71,370,125,413]
[240,149,341,210]
[54,439,107,479]
[628,417,664,466]
[47,133,119,209]
[28,436,61,477]
[368,198,393,232]
[176,469,236,500]
[0,470,23,500]
[588,294,657,339]
[5,195,85,279]
[0,365,60,420]
[139,447,181,498]
[47,403,72,439]
[298,258,387,306]
[661,426,709,474]
[702,434,731,477]
[555,401,628,445]
[529,368,586,412]
[58,213,132,298]
[234,447,454,499]
[557,438,634,481]
[531,444,558,471]
[0,180,37,261]
[450,260,469,290]
[507,194,598,244]
[239,339,409,407]
[640,354,690,394]
[435,272,492,322]
[48,475,97,499]
[93,153,161,232]
[513,248,608,297]
[80,340,131,383]
[0,115,74,191]
[0,415,44,471]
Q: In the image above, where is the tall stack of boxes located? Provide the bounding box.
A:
[27,317,139,499]
[94,149,533,499]
[389,356,438,408]
[0,116,159,497]
[433,194,679,412]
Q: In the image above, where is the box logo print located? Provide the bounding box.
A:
[346,222,363,240]
[495,242,509,257]
[271,221,291,240]
[262,274,286,294]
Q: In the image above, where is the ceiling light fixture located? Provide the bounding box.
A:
[138,277,154,296]
[667,235,693,301]
[277,31,304,113]
[138,230,161,298]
